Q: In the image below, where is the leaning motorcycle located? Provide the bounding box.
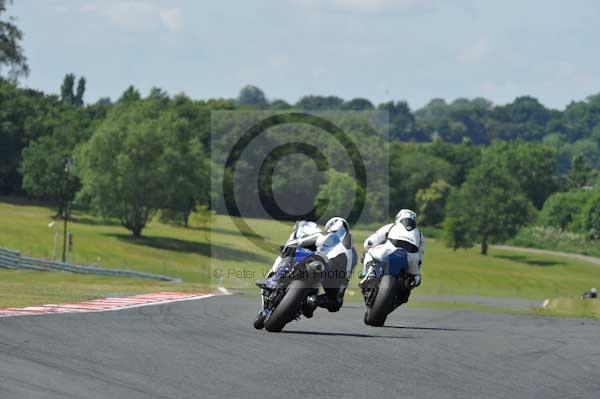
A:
[253,246,326,332]
[361,240,414,327]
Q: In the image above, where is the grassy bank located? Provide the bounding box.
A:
[1,197,599,317]
[508,225,600,258]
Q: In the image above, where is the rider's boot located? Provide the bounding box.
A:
[309,286,345,313]
[302,289,319,318]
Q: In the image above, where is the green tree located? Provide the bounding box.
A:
[415,179,451,226]
[444,163,534,254]
[0,80,73,194]
[78,101,172,237]
[315,170,362,222]
[118,85,141,103]
[74,76,85,106]
[424,139,481,186]
[269,99,291,110]
[567,155,593,189]
[60,73,75,104]
[0,0,28,80]
[160,112,209,227]
[342,98,374,110]
[378,101,422,141]
[60,74,86,106]
[87,97,113,121]
[415,98,450,122]
[488,96,549,142]
[18,95,92,211]
[295,95,344,110]
[20,132,83,216]
[561,93,600,141]
[482,141,557,208]
[492,96,550,126]
[389,143,452,212]
[237,85,267,108]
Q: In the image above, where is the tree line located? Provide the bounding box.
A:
[1,79,597,250]
[2,1,600,251]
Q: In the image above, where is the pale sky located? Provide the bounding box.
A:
[9,0,600,109]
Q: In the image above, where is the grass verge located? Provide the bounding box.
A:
[0,270,205,308]
[534,298,600,319]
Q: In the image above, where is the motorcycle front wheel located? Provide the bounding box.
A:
[264,279,315,332]
[253,311,266,329]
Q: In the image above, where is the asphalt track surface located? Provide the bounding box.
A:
[1,294,599,399]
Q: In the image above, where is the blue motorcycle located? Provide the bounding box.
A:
[254,245,327,332]
[360,240,414,326]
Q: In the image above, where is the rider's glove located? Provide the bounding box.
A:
[280,245,297,258]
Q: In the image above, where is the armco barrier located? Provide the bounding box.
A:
[0,249,20,269]
[0,248,180,282]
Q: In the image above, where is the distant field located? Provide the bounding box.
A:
[1,197,599,317]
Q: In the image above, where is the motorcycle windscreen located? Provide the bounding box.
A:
[384,249,409,276]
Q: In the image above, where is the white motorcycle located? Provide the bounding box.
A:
[360,240,416,326]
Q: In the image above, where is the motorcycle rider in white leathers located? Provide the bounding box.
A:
[257,217,357,315]
[262,220,322,280]
[360,209,424,302]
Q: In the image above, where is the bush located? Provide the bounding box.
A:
[539,189,591,231]
[574,190,600,238]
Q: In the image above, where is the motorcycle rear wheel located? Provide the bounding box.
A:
[364,275,398,327]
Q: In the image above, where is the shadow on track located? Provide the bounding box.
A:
[282,330,415,339]
[384,325,478,332]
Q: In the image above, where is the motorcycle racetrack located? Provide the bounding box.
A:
[1,293,598,399]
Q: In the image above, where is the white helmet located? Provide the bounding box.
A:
[293,220,321,238]
[592,288,598,294]
[388,222,422,251]
[324,217,349,233]
[395,209,417,231]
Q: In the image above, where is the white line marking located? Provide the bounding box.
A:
[218,287,232,295]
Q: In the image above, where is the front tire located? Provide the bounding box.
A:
[364,275,398,327]
[264,280,314,332]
